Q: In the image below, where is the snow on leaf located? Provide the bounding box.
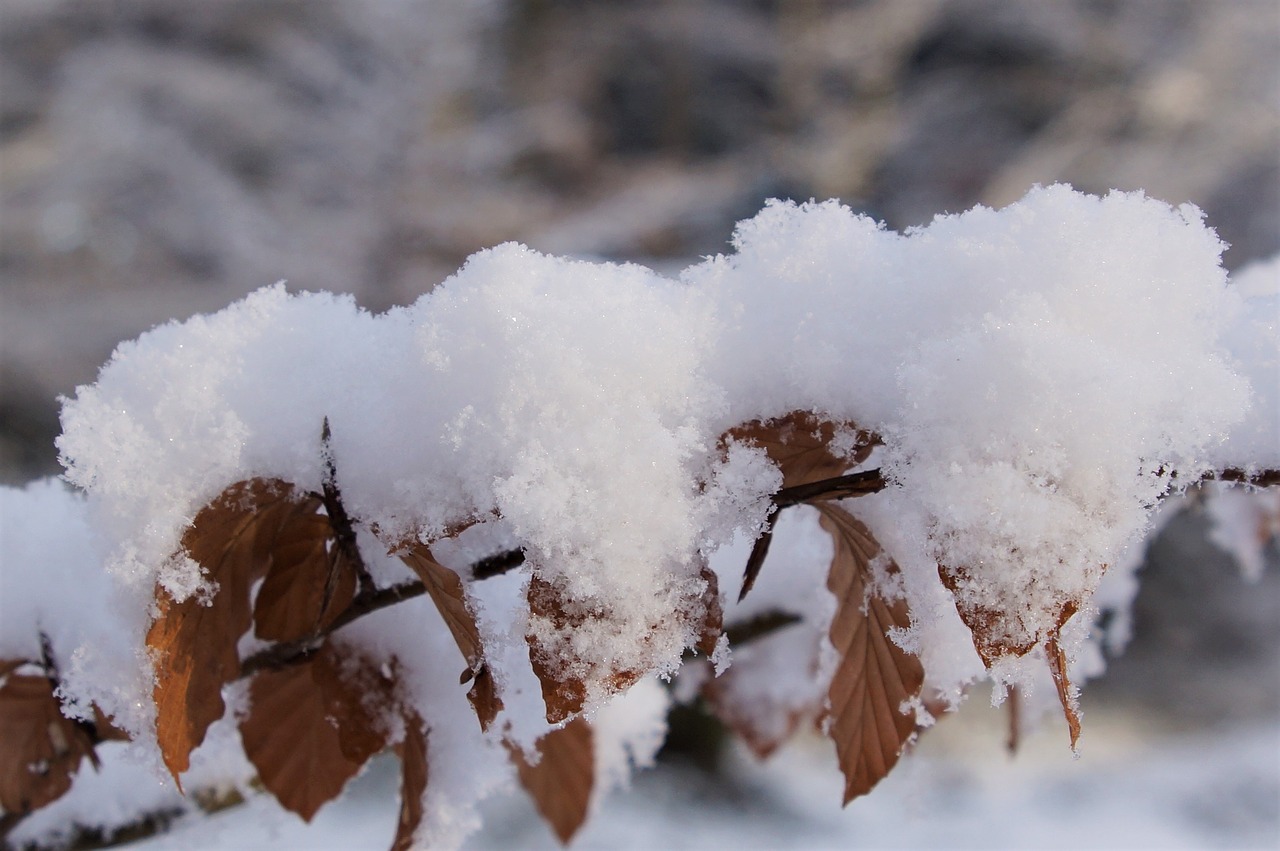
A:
[0,664,99,816]
[251,493,358,643]
[147,478,300,785]
[817,503,924,805]
[512,716,595,845]
[726,410,876,489]
[695,563,723,658]
[391,710,429,851]
[937,563,1039,664]
[395,541,502,730]
[238,643,393,822]
[526,573,644,724]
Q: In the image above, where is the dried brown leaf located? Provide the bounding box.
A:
[251,494,358,643]
[526,574,643,724]
[695,563,723,658]
[936,563,1039,665]
[702,630,822,760]
[0,665,98,815]
[512,717,595,845]
[147,478,296,784]
[238,643,393,821]
[817,504,924,804]
[726,411,876,489]
[395,542,502,730]
[1045,604,1082,750]
[391,710,429,851]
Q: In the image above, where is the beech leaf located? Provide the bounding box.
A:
[726,410,877,489]
[391,710,430,851]
[0,664,99,816]
[395,542,502,729]
[238,643,393,822]
[817,503,924,804]
[695,562,723,658]
[251,493,358,643]
[147,478,299,784]
[512,717,595,845]
[526,574,643,724]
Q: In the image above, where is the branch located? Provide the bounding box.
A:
[773,468,886,507]
[1208,467,1280,488]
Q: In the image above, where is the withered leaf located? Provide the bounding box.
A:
[148,478,297,784]
[0,665,99,815]
[695,562,723,658]
[817,503,924,804]
[396,543,483,670]
[512,717,595,845]
[526,574,643,724]
[251,494,358,644]
[936,563,1037,665]
[395,542,502,730]
[1045,604,1082,750]
[702,628,822,760]
[238,643,393,822]
[726,410,877,489]
[391,710,429,851]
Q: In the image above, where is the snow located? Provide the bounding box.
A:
[2,185,1273,847]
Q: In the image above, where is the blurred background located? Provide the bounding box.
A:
[1,0,1277,847]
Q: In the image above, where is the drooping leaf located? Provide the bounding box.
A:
[817,503,924,804]
[512,717,595,845]
[251,493,358,643]
[0,664,99,815]
[238,643,394,821]
[391,710,430,851]
[694,563,723,658]
[702,624,823,760]
[936,563,1039,665]
[1045,603,1082,750]
[395,542,502,729]
[726,410,877,489]
[147,478,297,784]
[526,574,643,724]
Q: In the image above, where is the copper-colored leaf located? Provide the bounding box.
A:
[1045,604,1082,750]
[396,543,484,671]
[391,710,429,851]
[395,542,503,729]
[817,504,924,804]
[695,563,723,658]
[526,574,643,724]
[512,717,595,845]
[702,627,822,760]
[0,665,98,815]
[252,494,358,643]
[726,411,877,489]
[147,478,297,784]
[936,563,1039,665]
[238,643,393,821]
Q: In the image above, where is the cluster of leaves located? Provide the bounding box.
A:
[2,414,1277,849]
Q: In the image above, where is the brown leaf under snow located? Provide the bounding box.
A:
[701,628,822,760]
[239,643,394,821]
[526,574,644,724]
[817,504,924,804]
[396,542,502,730]
[938,566,1086,748]
[726,410,877,489]
[695,563,723,658]
[512,717,595,845]
[251,493,358,644]
[391,710,430,851]
[0,665,99,815]
[148,479,288,784]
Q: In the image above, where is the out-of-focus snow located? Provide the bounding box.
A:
[58,703,1274,851]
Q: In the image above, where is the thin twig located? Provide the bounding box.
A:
[319,418,376,597]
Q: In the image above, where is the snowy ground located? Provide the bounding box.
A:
[112,701,1278,851]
